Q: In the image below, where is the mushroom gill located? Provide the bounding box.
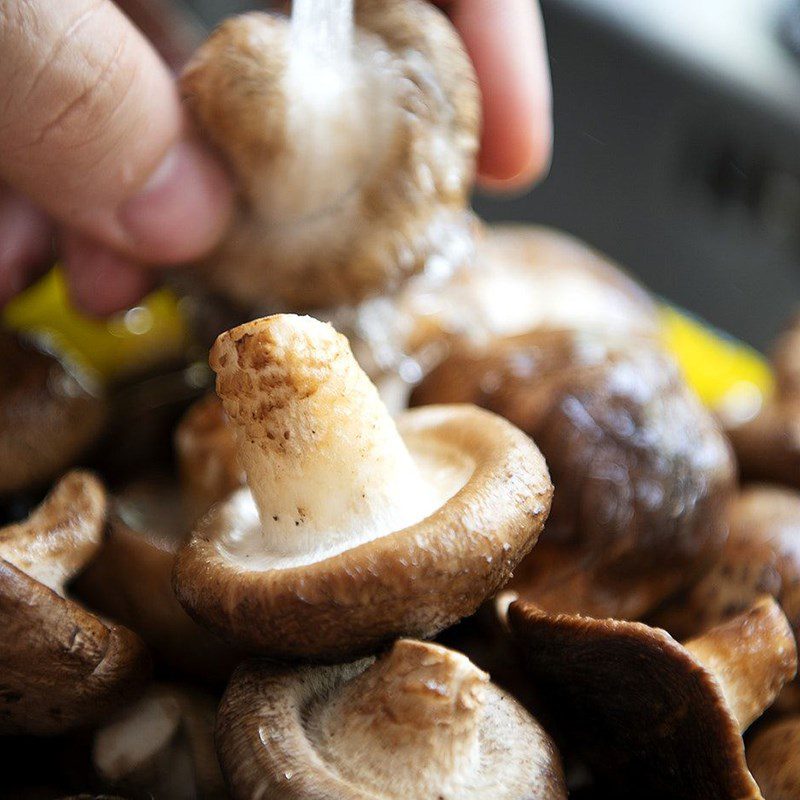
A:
[174,314,552,659]
[508,596,797,799]
[180,0,479,310]
[216,639,566,800]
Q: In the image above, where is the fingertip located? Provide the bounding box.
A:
[0,190,53,307]
[61,232,155,318]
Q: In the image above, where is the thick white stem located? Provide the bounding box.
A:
[211,315,436,558]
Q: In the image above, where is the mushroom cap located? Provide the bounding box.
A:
[174,393,243,524]
[174,403,552,660]
[508,597,796,799]
[0,334,107,495]
[0,472,150,735]
[651,484,800,640]
[412,328,735,618]
[215,639,566,800]
[75,479,240,683]
[181,0,479,310]
[747,715,800,800]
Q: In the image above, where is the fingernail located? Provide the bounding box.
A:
[118,139,233,264]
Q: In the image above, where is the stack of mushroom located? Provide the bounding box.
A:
[170,313,565,798]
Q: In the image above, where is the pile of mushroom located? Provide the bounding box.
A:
[5,0,800,795]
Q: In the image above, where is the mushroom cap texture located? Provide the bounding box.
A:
[0,473,150,735]
[0,334,106,495]
[412,329,735,619]
[215,645,566,800]
[75,479,240,683]
[507,597,796,799]
[174,404,552,660]
[747,716,800,800]
[181,0,479,310]
[650,484,800,641]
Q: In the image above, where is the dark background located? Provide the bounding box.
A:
[182,0,800,350]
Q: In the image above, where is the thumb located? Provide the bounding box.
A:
[0,0,232,264]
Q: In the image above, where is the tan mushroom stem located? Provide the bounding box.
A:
[315,639,488,796]
[683,597,796,731]
[211,315,438,558]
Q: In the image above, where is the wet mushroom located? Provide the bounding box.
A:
[747,715,800,800]
[92,684,226,800]
[181,0,479,310]
[216,638,566,800]
[75,478,240,683]
[725,314,800,489]
[412,327,735,619]
[508,596,797,799]
[0,333,106,496]
[0,472,150,734]
[174,314,552,660]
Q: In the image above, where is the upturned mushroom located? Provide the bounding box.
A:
[174,314,552,660]
[412,327,735,619]
[180,0,479,311]
[216,638,566,800]
[75,477,240,683]
[0,472,150,735]
[0,333,107,495]
[747,715,800,800]
[507,596,797,799]
[92,684,225,800]
[725,314,800,489]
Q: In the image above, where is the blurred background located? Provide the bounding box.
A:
[173,0,800,350]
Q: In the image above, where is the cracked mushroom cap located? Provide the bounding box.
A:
[508,596,797,799]
[0,472,150,735]
[412,328,735,619]
[75,478,240,683]
[216,638,566,800]
[92,684,225,800]
[0,333,107,495]
[747,715,800,800]
[181,0,479,311]
[174,314,552,660]
[174,393,243,524]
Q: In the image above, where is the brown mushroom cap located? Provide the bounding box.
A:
[181,0,479,311]
[174,315,552,660]
[0,472,150,735]
[0,334,107,495]
[508,596,797,799]
[174,393,243,524]
[412,328,735,619]
[747,715,800,800]
[726,313,800,489]
[650,484,800,641]
[216,639,566,800]
[75,478,240,682]
[92,684,225,800]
